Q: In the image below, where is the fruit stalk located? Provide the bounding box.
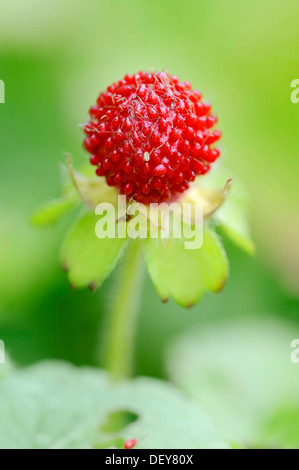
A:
[102,238,144,380]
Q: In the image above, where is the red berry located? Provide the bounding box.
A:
[153,164,167,177]
[206,115,218,128]
[205,148,221,162]
[205,129,222,145]
[114,171,122,185]
[89,154,100,166]
[174,171,184,184]
[124,439,137,449]
[123,182,134,195]
[102,157,112,171]
[96,166,106,176]
[191,160,205,173]
[111,149,120,163]
[84,71,221,203]
[141,183,150,195]
[153,177,163,190]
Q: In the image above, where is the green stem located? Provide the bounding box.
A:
[103,238,145,381]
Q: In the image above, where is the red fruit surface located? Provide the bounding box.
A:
[124,439,137,449]
[84,71,221,204]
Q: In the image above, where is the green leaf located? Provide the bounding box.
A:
[61,211,127,289]
[198,166,255,255]
[0,361,231,449]
[167,318,299,447]
[261,406,299,449]
[145,225,228,307]
[31,195,78,227]
[215,197,255,256]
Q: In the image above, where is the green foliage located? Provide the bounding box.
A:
[261,407,299,449]
[167,318,299,448]
[31,195,77,227]
[1,0,298,450]
[145,225,228,307]
[61,211,127,289]
[43,163,240,308]
[215,193,255,256]
[0,361,231,449]
[199,167,255,255]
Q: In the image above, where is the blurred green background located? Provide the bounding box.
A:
[0,0,299,427]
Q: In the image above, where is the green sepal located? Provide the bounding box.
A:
[61,211,127,290]
[199,166,255,255]
[31,194,78,227]
[145,224,229,307]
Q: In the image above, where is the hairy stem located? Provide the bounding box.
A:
[102,238,145,381]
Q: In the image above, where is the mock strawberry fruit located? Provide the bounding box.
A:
[83,71,221,204]
[123,438,137,449]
